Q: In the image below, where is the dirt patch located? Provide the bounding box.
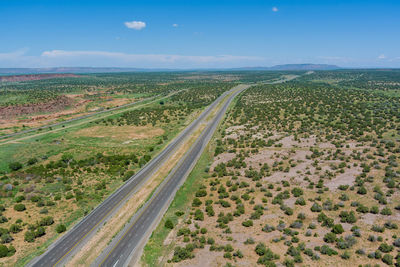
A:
[0,73,80,82]
[0,96,74,119]
[74,125,164,141]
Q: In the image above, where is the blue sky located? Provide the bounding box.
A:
[0,0,399,68]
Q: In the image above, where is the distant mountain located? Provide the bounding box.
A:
[0,67,164,74]
[233,64,341,71]
[269,64,340,70]
[0,64,341,75]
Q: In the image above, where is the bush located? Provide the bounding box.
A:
[27,157,38,165]
[242,220,253,227]
[14,204,26,212]
[9,162,22,171]
[24,231,35,242]
[255,243,267,256]
[0,245,8,258]
[379,243,393,253]
[55,224,66,233]
[311,203,322,212]
[195,189,207,197]
[35,226,45,237]
[9,224,21,233]
[291,187,303,197]
[324,233,336,243]
[192,198,202,207]
[164,219,174,229]
[332,224,344,234]
[171,245,194,262]
[39,216,54,226]
[194,209,204,221]
[382,254,393,265]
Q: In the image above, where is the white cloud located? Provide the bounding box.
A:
[172,23,178,27]
[124,21,146,30]
[378,54,386,59]
[272,7,278,12]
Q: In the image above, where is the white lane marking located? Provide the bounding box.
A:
[112,259,119,267]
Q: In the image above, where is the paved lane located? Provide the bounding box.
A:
[97,84,250,267]
[28,86,238,267]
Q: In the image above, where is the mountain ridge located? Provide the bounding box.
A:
[0,64,341,74]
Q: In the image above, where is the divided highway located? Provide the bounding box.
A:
[28,85,244,267]
[96,84,250,267]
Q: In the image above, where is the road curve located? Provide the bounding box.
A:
[27,86,238,267]
[96,84,250,267]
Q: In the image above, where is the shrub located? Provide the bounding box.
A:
[9,224,21,233]
[194,209,204,221]
[311,203,322,212]
[164,219,174,229]
[55,224,66,233]
[324,233,336,243]
[195,189,207,197]
[9,162,22,171]
[291,187,303,197]
[39,216,54,226]
[382,254,393,265]
[320,245,338,256]
[255,243,267,256]
[242,220,253,227]
[192,198,202,207]
[0,245,8,258]
[378,243,393,253]
[24,231,35,242]
[332,224,344,234]
[175,211,184,217]
[35,226,45,237]
[14,204,26,212]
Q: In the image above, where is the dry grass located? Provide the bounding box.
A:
[74,125,165,141]
[67,123,207,266]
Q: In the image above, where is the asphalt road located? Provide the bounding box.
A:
[28,86,238,267]
[97,84,250,267]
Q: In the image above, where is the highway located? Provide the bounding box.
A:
[28,85,243,267]
[96,84,250,267]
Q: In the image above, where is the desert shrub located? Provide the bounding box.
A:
[192,198,202,207]
[332,224,344,234]
[165,219,174,229]
[14,204,26,212]
[242,220,253,227]
[382,253,393,265]
[0,245,8,258]
[194,209,204,221]
[24,231,35,242]
[311,203,322,212]
[9,162,23,171]
[55,224,66,233]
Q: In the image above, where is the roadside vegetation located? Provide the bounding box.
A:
[0,73,237,266]
[146,70,400,267]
